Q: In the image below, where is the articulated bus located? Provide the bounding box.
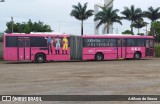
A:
[3,33,154,63]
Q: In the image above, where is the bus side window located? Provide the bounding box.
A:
[150,40,154,48]
[25,39,30,47]
[146,40,150,48]
[135,39,145,47]
[117,39,125,47]
[117,39,121,47]
[18,39,24,47]
[6,36,18,47]
[30,37,47,47]
[122,39,125,47]
[110,39,117,47]
[127,39,134,47]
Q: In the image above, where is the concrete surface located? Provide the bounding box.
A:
[0,58,160,104]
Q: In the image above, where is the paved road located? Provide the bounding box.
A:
[0,58,160,104]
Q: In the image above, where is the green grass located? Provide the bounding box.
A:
[0,33,3,42]
[155,44,160,57]
[0,33,3,36]
[0,56,3,61]
[0,54,3,61]
[0,37,3,42]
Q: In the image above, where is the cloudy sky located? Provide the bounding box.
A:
[0,0,160,35]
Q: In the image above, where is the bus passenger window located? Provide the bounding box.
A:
[146,40,150,48]
[117,40,121,47]
[150,40,153,47]
[122,39,125,47]
[25,40,30,47]
[30,37,47,47]
[6,36,18,47]
[135,39,145,46]
[18,39,24,47]
[127,39,134,47]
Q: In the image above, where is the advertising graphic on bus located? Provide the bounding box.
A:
[3,33,154,63]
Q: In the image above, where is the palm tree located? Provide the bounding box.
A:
[144,6,160,22]
[94,6,122,34]
[131,19,147,34]
[70,2,94,36]
[144,6,160,36]
[121,5,143,34]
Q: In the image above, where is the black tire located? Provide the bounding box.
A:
[134,53,141,60]
[95,53,104,61]
[35,54,46,63]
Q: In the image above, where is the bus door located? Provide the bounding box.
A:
[146,39,154,56]
[117,39,126,58]
[18,37,31,60]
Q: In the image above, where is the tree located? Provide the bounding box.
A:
[5,20,52,33]
[131,19,147,34]
[0,33,3,42]
[94,6,122,34]
[122,30,133,34]
[5,22,13,33]
[144,6,160,22]
[144,6,160,35]
[70,2,94,36]
[152,21,160,43]
[121,5,143,34]
[138,33,145,36]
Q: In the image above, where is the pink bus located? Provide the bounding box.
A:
[3,33,154,63]
[3,33,71,63]
[82,35,154,61]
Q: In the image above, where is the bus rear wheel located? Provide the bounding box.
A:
[35,54,46,63]
[95,53,104,61]
[134,52,141,60]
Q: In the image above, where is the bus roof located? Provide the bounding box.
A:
[30,32,63,34]
[83,34,154,39]
[4,33,69,37]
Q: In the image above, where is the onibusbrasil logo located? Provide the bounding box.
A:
[1,96,42,102]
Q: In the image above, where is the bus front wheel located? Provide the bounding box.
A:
[134,52,141,60]
[95,53,104,61]
[35,54,46,63]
